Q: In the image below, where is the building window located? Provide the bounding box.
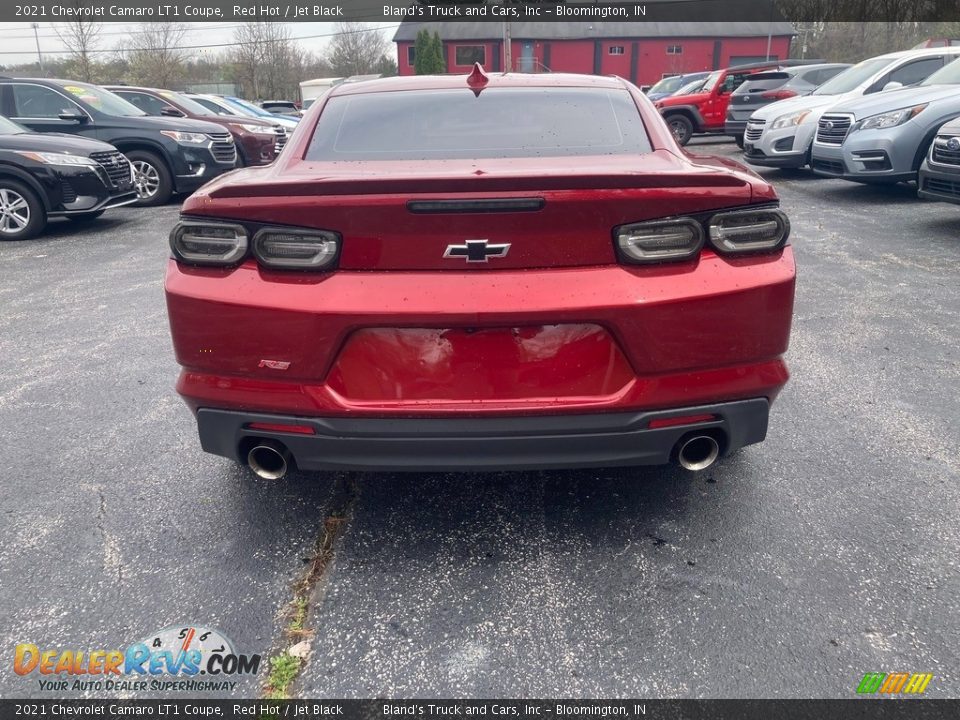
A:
[407,46,416,65]
[455,45,486,66]
[609,46,625,56]
[667,45,683,55]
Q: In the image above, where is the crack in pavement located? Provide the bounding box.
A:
[261,473,361,698]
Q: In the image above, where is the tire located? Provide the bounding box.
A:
[0,179,46,241]
[125,150,173,207]
[666,114,693,146]
[67,210,105,222]
[734,135,744,149]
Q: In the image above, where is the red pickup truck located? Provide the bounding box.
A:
[655,61,793,145]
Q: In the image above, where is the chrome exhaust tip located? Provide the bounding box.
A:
[676,434,720,472]
[246,440,291,480]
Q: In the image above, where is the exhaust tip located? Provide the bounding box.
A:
[676,434,720,472]
[247,441,291,480]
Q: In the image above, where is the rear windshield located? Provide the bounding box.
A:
[732,74,791,94]
[304,87,652,161]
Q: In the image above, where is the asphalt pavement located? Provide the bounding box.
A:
[1,139,958,699]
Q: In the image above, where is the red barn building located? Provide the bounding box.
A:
[393,22,796,87]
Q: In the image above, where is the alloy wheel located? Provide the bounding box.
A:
[132,160,161,200]
[0,188,31,234]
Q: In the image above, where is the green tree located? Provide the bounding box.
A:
[414,29,446,74]
[429,31,446,73]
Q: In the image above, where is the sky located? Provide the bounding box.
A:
[0,21,400,67]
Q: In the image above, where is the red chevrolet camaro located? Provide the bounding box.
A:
[165,66,795,480]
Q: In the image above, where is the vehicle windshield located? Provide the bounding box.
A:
[673,78,706,95]
[811,57,894,95]
[58,82,146,116]
[648,75,686,95]
[0,115,27,134]
[920,57,960,85]
[191,96,239,116]
[700,71,723,93]
[224,97,275,118]
[305,87,653,161]
[157,90,219,116]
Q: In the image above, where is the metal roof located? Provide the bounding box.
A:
[393,21,797,43]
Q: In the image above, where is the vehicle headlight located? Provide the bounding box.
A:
[857,105,928,131]
[169,220,248,266]
[160,130,210,145]
[15,151,97,166]
[232,123,274,135]
[769,110,811,130]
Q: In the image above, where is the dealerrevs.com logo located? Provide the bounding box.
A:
[13,625,261,693]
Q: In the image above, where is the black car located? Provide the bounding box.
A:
[0,114,137,240]
[0,78,237,206]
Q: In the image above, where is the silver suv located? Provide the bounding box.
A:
[742,48,960,169]
[812,57,960,183]
[918,117,960,204]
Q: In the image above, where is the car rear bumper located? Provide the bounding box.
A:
[724,120,748,136]
[197,398,770,471]
[166,249,795,420]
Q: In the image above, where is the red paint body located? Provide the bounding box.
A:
[165,73,795,431]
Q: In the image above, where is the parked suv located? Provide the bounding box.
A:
[105,86,286,167]
[0,114,136,240]
[165,71,795,479]
[812,56,960,183]
[724,63,850,146]
[0,79,236,205]
[655,60,815,145]
[185,93,299,132]
[742,48,960,170]
[918,117,960,204]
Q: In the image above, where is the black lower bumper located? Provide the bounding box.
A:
[743,148,808,169]
[918,163,960,204]
[195,399,770,472]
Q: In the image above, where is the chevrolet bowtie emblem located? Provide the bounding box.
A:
[443,240,511,263]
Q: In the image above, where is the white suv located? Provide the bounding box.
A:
[741,47,960,169]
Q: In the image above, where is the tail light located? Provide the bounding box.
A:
[169,221,247,266]
[252,227,340,269]
[614,207,789,264]
[169,220,340,270]
[615,219,704,263]
[760,90,797,100]
[708,208,790,254]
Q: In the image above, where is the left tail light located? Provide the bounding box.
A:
[169,221,247,266]
[761,90,797,101]
[169,220,341,270]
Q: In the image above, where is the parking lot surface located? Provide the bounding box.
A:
[1,139,958,698]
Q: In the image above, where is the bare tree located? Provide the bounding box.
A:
[123,23,190,88]
[53,1,103,82]
[326,22,392,77]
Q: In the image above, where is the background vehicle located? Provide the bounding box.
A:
[0,114,136,240]
[299,78,343,110]
[724,63,850,147]
[646,72,710,102]
[260,100,301,117]
[0,78,235,206]
[106,86,286,167]
[655,60,807,145]
[184,93,298,132]
[811,56,960,183]
[743,47,960,169]
[166,71,795,478]
[918,116,960,203]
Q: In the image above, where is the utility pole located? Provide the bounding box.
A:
[32,23,43,73]
[503,21,512,72]
[765,0,773,60]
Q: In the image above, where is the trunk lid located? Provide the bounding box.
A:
[196,151,755,271]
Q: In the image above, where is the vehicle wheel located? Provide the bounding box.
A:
[67,210,105,222]
[666,115,693,146]
[125,150,173,206]
[734,135,744,149]
[0,180,46,241]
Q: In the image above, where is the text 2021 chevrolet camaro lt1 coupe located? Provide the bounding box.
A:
[164,67,796,479]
